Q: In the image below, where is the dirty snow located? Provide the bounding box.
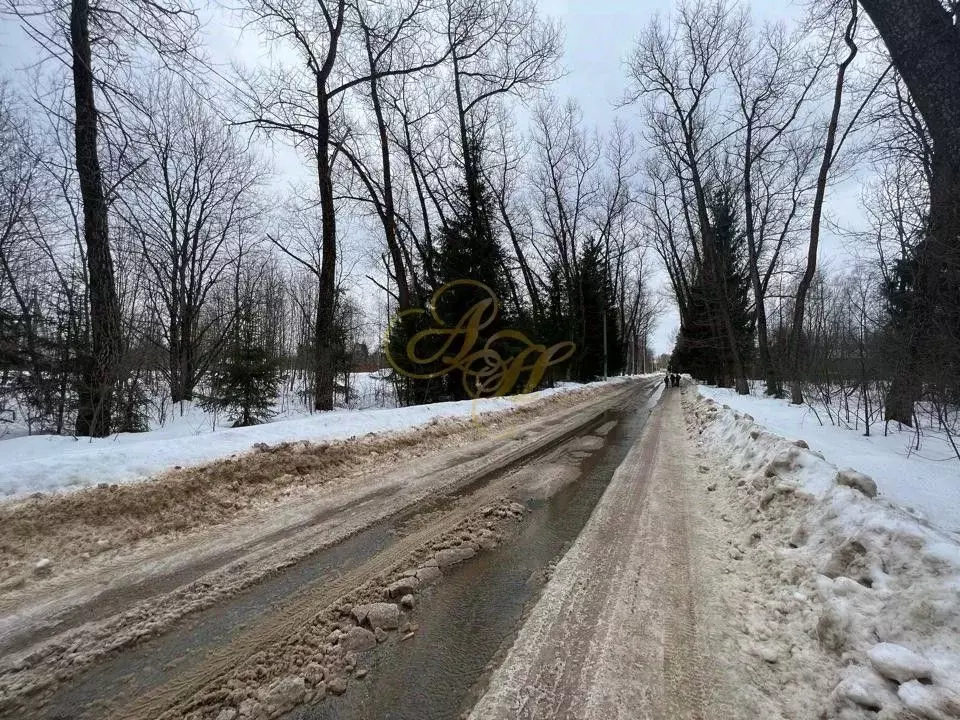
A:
[699,385,960,534]
[0,377,625,499]
[692,390,960,718]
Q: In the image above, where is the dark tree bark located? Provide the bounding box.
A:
[315,72,340,412]
[70,0,122,436]
[729,26,826,398]
[858,0,960,424]
[444,0,560,235]
[350,2,453,310]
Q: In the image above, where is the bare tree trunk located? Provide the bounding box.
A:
[363,27,412,311]
[450,51,483,232]
[71,0,121,436]
[788,5,859,405]
[314,95,337,412]
[742,133,779,397]
[169,320,183,402]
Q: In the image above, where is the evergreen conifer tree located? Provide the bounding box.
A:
[434,179,515,399]
[575,236,623,380]
[672,186,754,385]
[201,302,281,427]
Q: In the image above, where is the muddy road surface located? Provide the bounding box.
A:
[1,379,679,720]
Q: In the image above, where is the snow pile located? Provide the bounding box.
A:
[691,392,960,720]
[0,379,623,500]
[699,385,960,534]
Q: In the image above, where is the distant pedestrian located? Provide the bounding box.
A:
[672,373,680,387]
[664,373,670,389]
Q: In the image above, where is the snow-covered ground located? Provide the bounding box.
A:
[0,371,398,443]
[691,390,960,718]
[0,375,622,500]
[699,385,960,534]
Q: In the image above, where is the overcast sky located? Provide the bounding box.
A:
[0,0,866,357]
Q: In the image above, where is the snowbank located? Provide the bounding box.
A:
[699,385,960,534]
[691,391,960,718]
[0,379,626,500]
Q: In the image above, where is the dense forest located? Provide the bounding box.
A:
[0,0,957,442]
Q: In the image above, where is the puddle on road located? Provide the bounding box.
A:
[292,389,660,720]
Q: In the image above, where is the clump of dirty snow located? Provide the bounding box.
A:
[689,391,960,720]
[0,496,527,719]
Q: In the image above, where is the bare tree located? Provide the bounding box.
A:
[482,108,542,323]
[236,0,349,411]
[786,1,863,404]
[4,0,197,435]
[121,80,265,403]
[529,99,598,300]
[443,0,561,231]
[627,0,751,393]
[727,18,828,396]
[0,86,56,429]
[334,0,452,311]
[238,0,464,409]
[856,0,960,424]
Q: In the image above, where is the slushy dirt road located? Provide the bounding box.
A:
[0,379,655,718]
[0,379,777,720]
[470,385,725,720]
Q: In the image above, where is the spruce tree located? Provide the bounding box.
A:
[201,303,281,428]
[434,179,515,399]
[540,262,575,385]
[575,236,623,381]
[672,186,754,386]
[672,269,720,384]
[711,186,755,382]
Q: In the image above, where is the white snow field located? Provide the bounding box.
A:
[699,385,960,534]
[693,390,960,717]
[0,376,625,500]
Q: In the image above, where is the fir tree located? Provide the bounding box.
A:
[540,261,575,384]
[711,186,755,380]
[434,179,516,399]
[672,186,754,385]
[201,303,281,428]
[574,236,623,381]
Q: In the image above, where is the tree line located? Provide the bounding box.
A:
[3,0,954,439]
[637,0,959,440]
[0,0,658,434]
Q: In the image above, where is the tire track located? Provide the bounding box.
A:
[469,388,714,720]
[103,385,652,720]
[520,402,664,720]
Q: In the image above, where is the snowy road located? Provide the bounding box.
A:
[470,386,724,720]
[0,379,655,720]
[3,377,958,720]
